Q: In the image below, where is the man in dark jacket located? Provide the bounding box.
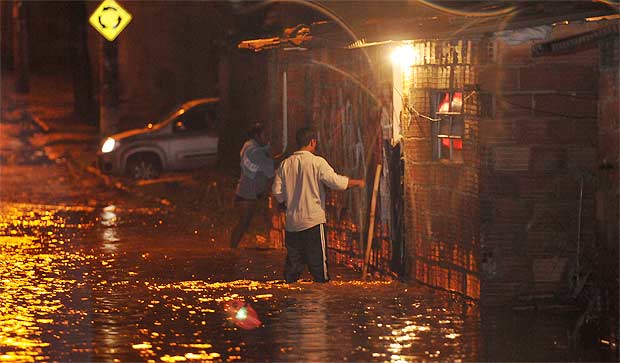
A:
[230,123,274,248]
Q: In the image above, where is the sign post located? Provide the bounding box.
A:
[89,0,132,136]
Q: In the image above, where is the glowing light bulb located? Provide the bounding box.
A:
[391,44,418,68]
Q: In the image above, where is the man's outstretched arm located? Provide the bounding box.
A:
[347,178,366,189]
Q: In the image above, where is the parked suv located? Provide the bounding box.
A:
[98,98,219,179]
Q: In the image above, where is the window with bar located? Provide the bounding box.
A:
[432,91,463,162]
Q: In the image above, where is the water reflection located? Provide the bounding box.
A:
[0,235,54,363]
[0,229,89,362]
[100,205,120,253]
[274,287,330,362]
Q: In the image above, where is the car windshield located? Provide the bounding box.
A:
[150,106,184,130]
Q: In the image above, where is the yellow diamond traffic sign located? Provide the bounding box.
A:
[89,0,132,41]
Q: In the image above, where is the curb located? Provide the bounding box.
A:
[31,115,51,133]
[28,113,175,209]
[83,161,174,208]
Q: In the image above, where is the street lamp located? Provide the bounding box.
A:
[390,44,419,68]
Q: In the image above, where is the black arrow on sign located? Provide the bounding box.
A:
[98,6,122,29]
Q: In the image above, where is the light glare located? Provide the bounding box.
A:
[101,138,116,153]
[391,45,418,68]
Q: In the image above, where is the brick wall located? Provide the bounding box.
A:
[478,21,607,305]
[402,40,481,299]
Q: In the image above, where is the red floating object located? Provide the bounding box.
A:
[223,299,262,330]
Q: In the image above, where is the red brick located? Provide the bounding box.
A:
[404,138,432,161]
[515,118,549,144]
[480,120,517,142]
[518,175,557,200]
[599,71,619,98]
[407,117,432,138]
[494,95,533,118]
[484,174,521,197]
[493,146,530,171]
[547,119,578,144]
[408,163,432,185]
[493,198,532,224]
[527,230,568,256]
[533,94,597,119]
[598,133,619,162]
[432,165,459,188]
[529,146,566,173]
[464,120,479,141]
[599,99,620,130]
[479,65,520,92]
[496,41,532,65]
[572,118,599,145]
[566,146,597,169]
[519,64,597,92]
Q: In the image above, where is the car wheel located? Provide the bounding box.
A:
[126,155,161,180]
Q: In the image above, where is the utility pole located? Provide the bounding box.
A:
[70,1,97,125]
[217,50,231,166]
[12,0,29,93]
[99,39,119,136]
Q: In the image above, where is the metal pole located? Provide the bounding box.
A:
[12,0,29,93]
[274,70,288,159]
[99,39,119,136]
[576,175,584,287]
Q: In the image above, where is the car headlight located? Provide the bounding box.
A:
[101,137,117,153]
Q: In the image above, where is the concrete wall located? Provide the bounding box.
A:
[478,21,608,305]
[596,31,619,325]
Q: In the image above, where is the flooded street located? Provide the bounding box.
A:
[0,202,480,362]
[1,198,615,362]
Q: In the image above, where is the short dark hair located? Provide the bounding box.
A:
[248,122,264,139]
[296,127,316,148]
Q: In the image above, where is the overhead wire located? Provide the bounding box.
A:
[495,96,597,120]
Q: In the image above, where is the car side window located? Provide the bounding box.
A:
[173,105,215,133]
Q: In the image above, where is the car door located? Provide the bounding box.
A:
[167,103,218,170]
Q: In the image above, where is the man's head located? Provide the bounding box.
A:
[296,127,317,152]
[248,123,267,146]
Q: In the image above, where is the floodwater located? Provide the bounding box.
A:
[0,202,614,362]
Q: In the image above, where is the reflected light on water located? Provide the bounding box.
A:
[100,205,117,227]
[0,204,95,362]
[100,205,120,253]
[101,228,119,252]
[0,235,82,362]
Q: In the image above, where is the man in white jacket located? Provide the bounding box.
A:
[272,127,365,283]
[230,123,274,249]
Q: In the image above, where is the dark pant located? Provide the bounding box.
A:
[284,224,329,283]
[229,198,257,248]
